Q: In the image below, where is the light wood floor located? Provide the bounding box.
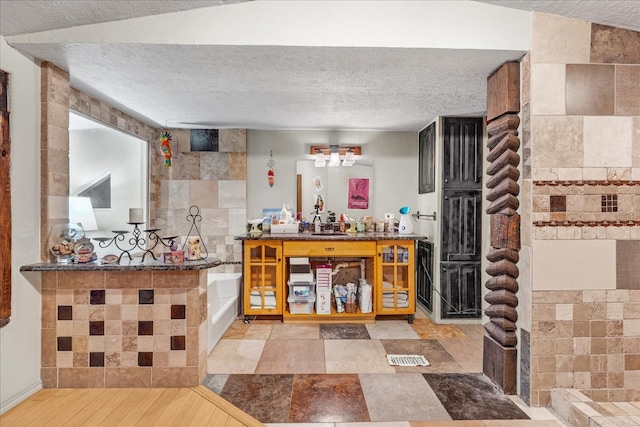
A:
[0,386,265,426]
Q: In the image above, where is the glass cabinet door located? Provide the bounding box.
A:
[244,242,282,316]
[377,242,415,318]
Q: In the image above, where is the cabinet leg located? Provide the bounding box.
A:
[408,314,414,324]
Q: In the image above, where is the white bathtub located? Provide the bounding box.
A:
[207,272,242,354]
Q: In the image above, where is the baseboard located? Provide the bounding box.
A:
[0,380,43,415]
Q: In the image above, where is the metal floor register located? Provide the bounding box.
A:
[386,354,430,367]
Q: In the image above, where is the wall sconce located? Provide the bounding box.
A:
[327,147,341,167]
[310,145,361,168]
[342,148,355,166]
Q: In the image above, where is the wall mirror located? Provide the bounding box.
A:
[69,112,148,254]
[296,160,373,220]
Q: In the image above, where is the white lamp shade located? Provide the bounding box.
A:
[328,151,340,167]
[342,150,355,166]
[69,196,99,231]
[314,151,326,167]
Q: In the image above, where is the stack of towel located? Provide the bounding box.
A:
[382,281,409,308]
[250,291,277,309]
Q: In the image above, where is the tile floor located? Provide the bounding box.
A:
[204,309,567,426]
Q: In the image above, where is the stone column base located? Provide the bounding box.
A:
[483,334,517,394]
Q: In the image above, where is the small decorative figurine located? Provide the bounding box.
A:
[267,150,275,187]
[160,131,172,168]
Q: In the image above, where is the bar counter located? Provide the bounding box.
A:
[20,257,222,389]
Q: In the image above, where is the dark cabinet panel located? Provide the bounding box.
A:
[439,116,483,320]
[440,262,482,319]
[441,190,482,262]
[416,239,433,312]
[419,122,436,194]
[442,117,483,190]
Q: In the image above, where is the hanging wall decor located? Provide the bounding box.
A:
[160,131,173,168]
[267,150,275,187]
[181,205,209,260]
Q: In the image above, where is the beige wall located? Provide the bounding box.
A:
[525,12,640,406]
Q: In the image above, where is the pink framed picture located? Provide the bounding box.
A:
[348,178,369,209]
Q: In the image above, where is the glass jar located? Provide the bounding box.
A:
[48,223,85,262]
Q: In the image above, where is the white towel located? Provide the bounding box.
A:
[382,289,409,308]
[250,291,277,308]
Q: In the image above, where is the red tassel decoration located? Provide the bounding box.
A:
[268,168,275,187]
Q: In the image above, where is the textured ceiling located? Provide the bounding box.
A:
[0,1,244,37]
[1,0,638,132]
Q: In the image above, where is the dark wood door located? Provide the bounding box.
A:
[442,117,483,190]
[416,239,433,312]
[440,117,483,319]
[440,262,482,318]
[441,190,482,262]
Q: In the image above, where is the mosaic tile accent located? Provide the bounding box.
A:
[171,336,186,351]
[138,289,154,304]
[57,336,72,351]
[89,321,104,336]
[601,194,618,212]
[171,304,186,319]
[90,290,105,305]
[138,352,153,367]
[138,321,153,335]
[58,305,72,320]
[90,352,105,367]
[550,195,566,212]
[532,180,640,234]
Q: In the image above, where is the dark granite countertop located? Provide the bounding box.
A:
[235,231,424,241]
[20,257,222,272]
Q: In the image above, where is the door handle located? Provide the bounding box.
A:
[444,196,449,200]
[325,247,334,252]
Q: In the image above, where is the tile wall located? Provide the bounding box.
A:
[525,13,640,405]
[530,290,640,402]
[150,128,247,273]
[41,270,208,388]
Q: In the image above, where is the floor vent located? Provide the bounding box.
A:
[386,354,430,367]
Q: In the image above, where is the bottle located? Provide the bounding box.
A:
[280,204,287,224]
[314,214,322,232]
